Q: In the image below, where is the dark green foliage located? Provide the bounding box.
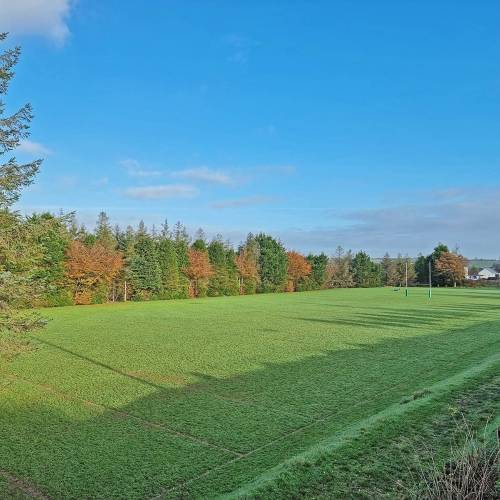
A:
[129,234,161,299]
[255,233,288,293]
[300,253,328,290]
[24,213,70,292]
[0,34,45,333]
[192,238,207,251]
[0,34,42,210]
[207,239,239,296]
[415,254,430,284]
[352,251,383,287]
[415,244,453,286]
[157,237,182,299]
[430,243,450,286]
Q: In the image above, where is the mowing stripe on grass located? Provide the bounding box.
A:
[220,352,500,499]
[155,352,500,499]
[3,372,244,458]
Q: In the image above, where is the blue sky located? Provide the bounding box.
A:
[4,0,500,257]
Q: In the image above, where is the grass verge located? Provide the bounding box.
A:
[223,366,500,499]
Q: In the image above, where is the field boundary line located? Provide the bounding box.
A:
[219,352,500,499]
[208,392,312,420]
[157,352,500,499]
[3,373,243,458]
[0,469,51,499]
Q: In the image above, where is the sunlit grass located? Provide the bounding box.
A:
[0,288,499,498]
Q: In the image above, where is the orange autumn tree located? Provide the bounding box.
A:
[435,251,466,287]
[184,248,213,298]
[235,247,259,294]
[287,251,312,291]
[65,241,123,304]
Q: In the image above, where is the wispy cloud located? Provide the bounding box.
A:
[211,195,277,209]
[120,159,162,178]
[92,177,109,187]
[125,184,198,200]
[277,187,500,257]
[17,139,52,156]
[172,166,232,185]
[0,0,72,45]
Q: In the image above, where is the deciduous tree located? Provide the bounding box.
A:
[65,241,123,304]
[435,251,466,287]
[286,251,311,291]
[235,238,260,294]
[185,248,213,298]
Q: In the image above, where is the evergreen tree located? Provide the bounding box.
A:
[0,34,42,210]
[95,211,116,250]
[129,233,161,299]
[430,243,450,286]
[329,246,354,288]
[352,251,382,287]
[25,212,72,305]
[254,233,288,293]
[414,254,429,284]
[301,253,328,290]
[381,252,396,286]
[157,237,182,299]
[173,222,191,298]
[0,33,46,336]
[207,238,239,296]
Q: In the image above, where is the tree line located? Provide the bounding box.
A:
[0,32,469,336]
[1,210,402,307]
[2,206,468,309]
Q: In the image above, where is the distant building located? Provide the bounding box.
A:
[475,268,498,280]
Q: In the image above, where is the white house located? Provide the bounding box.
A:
[477,268,498,280]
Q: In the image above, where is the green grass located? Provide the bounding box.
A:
[0,287,499,499]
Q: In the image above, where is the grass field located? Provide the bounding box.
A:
[0,288,499,498]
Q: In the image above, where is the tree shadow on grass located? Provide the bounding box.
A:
[1,318,500,499]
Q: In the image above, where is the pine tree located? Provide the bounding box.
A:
[129,233,161,299]
[352,251,382,287]
[329,246,354,288]
[207,238,239,296]
[157,237,182,299]
[0,33,46,336]
[95,211,116,250]
[255,233,288,293]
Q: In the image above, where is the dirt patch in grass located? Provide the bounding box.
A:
[0,470,50,499]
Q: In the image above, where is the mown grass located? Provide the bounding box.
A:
[0,287,499,498]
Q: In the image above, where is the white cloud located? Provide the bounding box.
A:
[92,177,109,187]
[0,0,72,45]
[120,159,162,178]
[276,187,500,257]
[17,139,52,156]
[125,184,198,200]
[172,166,232,185]
[211,195,277,209]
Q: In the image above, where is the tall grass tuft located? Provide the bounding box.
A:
[407,417,499,499]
